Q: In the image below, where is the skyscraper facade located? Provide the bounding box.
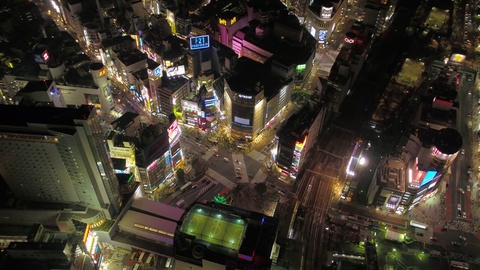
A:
[0,105,122,221]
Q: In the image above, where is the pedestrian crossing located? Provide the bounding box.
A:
[248,149,266,162]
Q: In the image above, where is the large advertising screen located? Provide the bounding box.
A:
[234,116,250,126]
[204,97,216,108]
[420,170,437,187]
[190,35,210,50]
[318,30,328,42]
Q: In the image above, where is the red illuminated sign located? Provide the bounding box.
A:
[42,51,49,62]
[168,119,179,143]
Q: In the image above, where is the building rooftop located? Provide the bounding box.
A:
[63,62,96,87]
[133,68,148,81]
[135,124,170,167]
[377,157,406,192]
[0,105,93,127]
[147,58,161,70]
[433,127,462,155]
[111,112,140,130]
[7,241,68,251]
[21,80,53,93]
[178,203,247,251]
[112,158,127,170]
[117,50,147,67]
[161,76,189,93]
[174,202,279,268]
[101,35,135,50]
[131,197,185,222]
[278,102,324,143]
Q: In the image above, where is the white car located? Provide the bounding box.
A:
[458,188,465,194]
[463,212,467,219]
[457,204,462,211]
[467,185,471,192]
[459,235,467,241]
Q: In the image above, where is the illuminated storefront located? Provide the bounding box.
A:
[182,99,200,127]
[83,225,103,266]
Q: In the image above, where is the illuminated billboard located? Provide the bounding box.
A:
[148,66,162,79]
[318,30,328,42]
[450,53,466,63]
[386,194,401,209]
[168,119,180,143]
[294,136,307,153]
[321,6,333,19]
[166,65,186,77]
[204,97,216,107]
[34,50,50,63]
[234,116,250,126]
[420,170,437,187]
[190,35,210,50]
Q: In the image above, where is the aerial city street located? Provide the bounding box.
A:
[0,0,479,269]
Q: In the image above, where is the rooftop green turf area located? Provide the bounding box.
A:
[179,204,247,251]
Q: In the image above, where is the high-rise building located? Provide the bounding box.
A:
[0,105,122,221]
[275,99,327,181]
[224,58,293,140]
[305,0,348,46]
[366,128,462,213]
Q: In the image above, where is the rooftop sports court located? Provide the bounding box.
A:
[178,204,247,251]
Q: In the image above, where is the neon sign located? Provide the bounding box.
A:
[220,17,237,25]
[239,94,252,99]
[42,51,49,62]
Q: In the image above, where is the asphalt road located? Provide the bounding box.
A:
[452,71,475,221]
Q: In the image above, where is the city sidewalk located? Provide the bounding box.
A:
[251,168,269,184]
